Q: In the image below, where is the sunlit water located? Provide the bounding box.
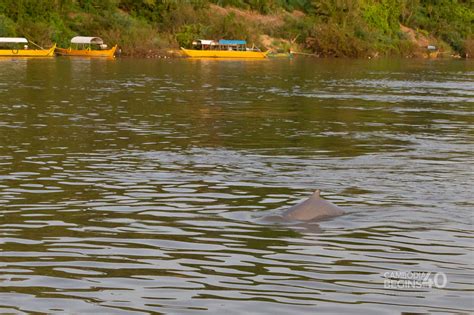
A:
[0,57,473,314]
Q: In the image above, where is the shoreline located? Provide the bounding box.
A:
[120,48,470,60]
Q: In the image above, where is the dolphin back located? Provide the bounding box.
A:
[283,190,344,221]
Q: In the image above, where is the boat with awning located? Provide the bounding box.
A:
[0,37,56,57]
[55,36,117,58]
[181,39,268,58]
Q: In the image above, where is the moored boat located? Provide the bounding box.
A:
[0,37,56,57]
[55,36,117,58]
[181,39,268,59]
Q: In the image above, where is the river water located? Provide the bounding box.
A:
[0,57,473,314]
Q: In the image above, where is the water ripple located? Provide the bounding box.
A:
[0,58,473,314]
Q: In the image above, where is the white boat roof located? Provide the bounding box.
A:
[0,37,28,44]
[196,39,216,45]
[71,36,104,44]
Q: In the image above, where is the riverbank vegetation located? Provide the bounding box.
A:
[0,0,472,57]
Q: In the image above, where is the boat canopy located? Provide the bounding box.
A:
[194,39,216,45]
[71,36,104,45]
[218,40,246,45]
[0,37,28,44]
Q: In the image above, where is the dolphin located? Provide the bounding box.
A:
[282,189,344,221]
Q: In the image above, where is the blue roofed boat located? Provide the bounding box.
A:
[181,39,268,58]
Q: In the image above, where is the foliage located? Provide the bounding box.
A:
[0,0,471,56]
[176,24,203,47]
[400,0,473,52]
[0,15,16,36]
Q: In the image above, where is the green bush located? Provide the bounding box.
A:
[176,24,203,47]
[50,13,76,47]
[0,14,16,36]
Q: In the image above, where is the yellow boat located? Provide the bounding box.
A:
[0,37,56,57]
[56,36,117,58]
[181,39,268,59]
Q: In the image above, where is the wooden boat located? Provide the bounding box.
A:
[181,39,268,59]
[0,37,56,57]
[55,36,117,58]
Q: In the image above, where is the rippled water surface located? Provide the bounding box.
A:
[0,58,473,314]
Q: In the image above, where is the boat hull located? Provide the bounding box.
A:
[0,44,56,57]
[181,48,268,59]
[55,45,117,58]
